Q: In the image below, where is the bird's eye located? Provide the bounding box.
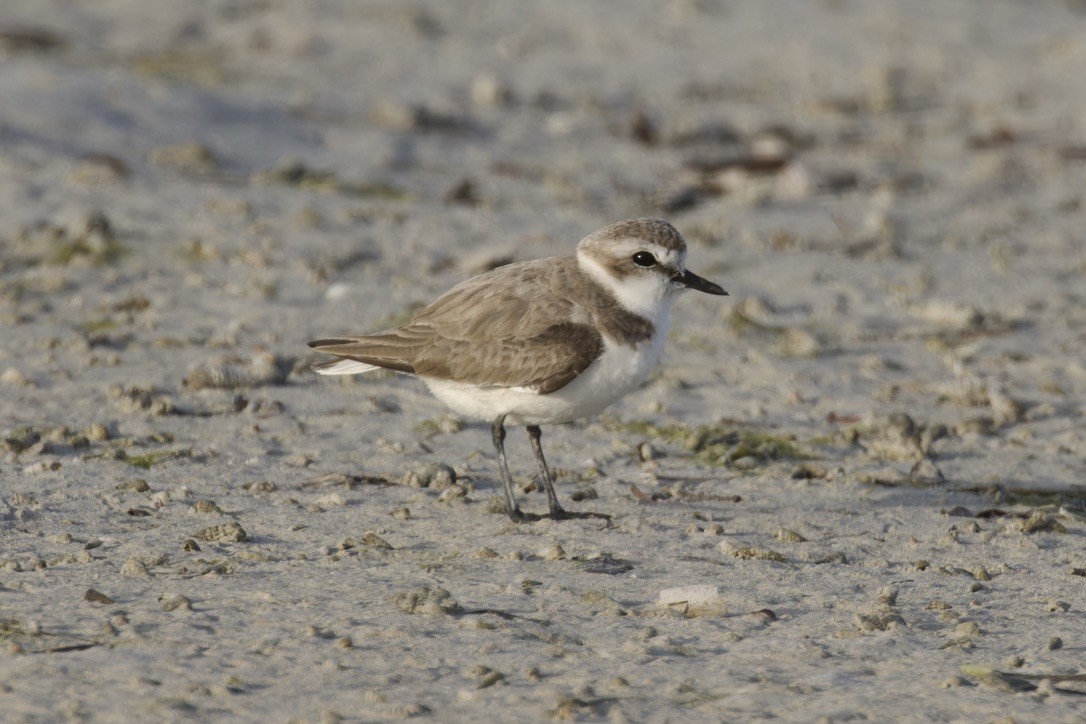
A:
[632,251,656,267]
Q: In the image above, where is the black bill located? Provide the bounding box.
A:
[673,269,728,295]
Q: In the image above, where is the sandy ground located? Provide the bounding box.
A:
[1,0,1085,721]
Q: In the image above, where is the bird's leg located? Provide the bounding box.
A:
[526,424,566,519]
[491,414,523,521]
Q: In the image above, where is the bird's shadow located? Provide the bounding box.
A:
[511,508,612,523]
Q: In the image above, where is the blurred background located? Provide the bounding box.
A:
[1,0,1084,473]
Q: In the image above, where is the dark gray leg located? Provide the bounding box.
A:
[491,414,523,521]
[527,424,566,518]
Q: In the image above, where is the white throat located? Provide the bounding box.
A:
[578,252,679,328]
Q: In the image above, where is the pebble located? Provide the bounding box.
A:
[193,500,224,514]
[121,558,150,578]
[1018,511,1068,534]
[316,493,347,509]
[951,621,983,640]
[196,522,248,543]
[1003,655,1025,668]
[908,300,984,330]
[394,586,461,616]
[23,461,60,474]
[0,368,30,386]
[721,541,788,562]
[361,532,393,550]
[436,484,469,502]
[657,585,726,615]
[149,142,219,172]
[160,595,193,612]
[581,590,626,615]
[940,675,969,689]
[636,441,658,462]
[401,462,457,489]
[542,543,566,561]
[855,610,905,631]
[184,352,293,390]
[84,589,115,605]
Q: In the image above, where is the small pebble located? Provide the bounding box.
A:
[940,675,969,688]
[951,621,983,639]
[394,586,461,616]
[361,531,393,549]
[0,368,30,386]
[149,142,219,171]
[121,558,150,578]
[196,522,248,543]
[877,586,899,606]
[160,595,193,612]
[657,585,725,614]
[636,441,658,462]
[86,423,110,442]
[542,543,566,561]
[437,483,468,502]
[193,500,224,514]
[115,479,151,494]
[855,610,905,631]
[476,669,505,689]
[84,588,115,605]
[401,462,457,489]
[316,493,347,509]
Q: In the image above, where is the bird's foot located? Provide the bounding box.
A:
[506,506,531,523]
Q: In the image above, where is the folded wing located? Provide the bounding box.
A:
[308,259,604,394]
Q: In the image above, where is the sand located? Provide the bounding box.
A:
[1,0,1084,721]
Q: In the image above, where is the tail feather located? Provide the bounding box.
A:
[312,358,382,376]
[308,338,358,348]
[308,334,420,376]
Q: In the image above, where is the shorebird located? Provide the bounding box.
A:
[309,218,727,520]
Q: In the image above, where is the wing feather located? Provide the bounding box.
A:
[308,258,604,392]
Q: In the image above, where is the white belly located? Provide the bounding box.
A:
[423,333,667,425]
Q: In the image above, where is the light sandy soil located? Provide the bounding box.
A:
[1,1,1084,721]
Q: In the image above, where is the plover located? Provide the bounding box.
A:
[309,218,727,520]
